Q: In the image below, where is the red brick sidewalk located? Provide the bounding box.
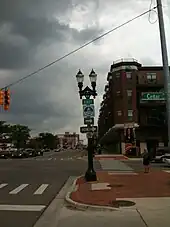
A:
[70,171,170,207]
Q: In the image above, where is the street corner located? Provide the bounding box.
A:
[65,172,118,210]
[66,170,170,209]
[94,154,129,161]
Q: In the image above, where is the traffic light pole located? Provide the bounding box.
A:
[156,0,170,148]
[85,128,97,182]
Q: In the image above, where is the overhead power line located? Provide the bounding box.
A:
[1,6,157,90]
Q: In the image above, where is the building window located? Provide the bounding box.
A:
[116,72,120,78]
[127,90,132,97]
[117,110,122,116]
[128,110,133,116]
[146,73,157,82]
[126,72,132,79]
[116,91,121,96]
[128,110,133,120]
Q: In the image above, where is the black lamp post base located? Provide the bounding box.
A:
[85,169,97,182]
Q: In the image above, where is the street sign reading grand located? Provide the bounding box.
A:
[141,92,166,101]
[80,126,97,133]
[82,99,94,105]
[83,105,95,117]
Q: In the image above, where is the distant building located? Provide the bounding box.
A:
[56,132,80,149]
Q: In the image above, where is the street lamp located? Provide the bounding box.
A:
[76,69,84,92]
[76,69,97,182]
[89,69,97,94]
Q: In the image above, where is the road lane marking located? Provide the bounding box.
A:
[9,184,29,194]
[0,183,8,189]
[0,205,45,211]
[34,184,49,195]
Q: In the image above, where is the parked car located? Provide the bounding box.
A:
[54,148,61,152]
[36,149,43,156]
[0,149,12,159]
[44,149,51,152]
[151,147,170,163]
[11,149,24,158]
[163,155,170,166]
[26,149,37,157]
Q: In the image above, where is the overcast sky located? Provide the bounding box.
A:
[0,0,170,141]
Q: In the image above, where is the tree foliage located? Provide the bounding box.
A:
[38,132,57,149]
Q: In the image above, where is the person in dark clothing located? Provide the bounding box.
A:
[143,148,150,173]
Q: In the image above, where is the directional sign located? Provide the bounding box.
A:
[84,117,94,125]
[80,126,97,133]
[82,99,94,105]
[83,105,95,117]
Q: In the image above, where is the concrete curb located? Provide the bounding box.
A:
[65,176,118,212]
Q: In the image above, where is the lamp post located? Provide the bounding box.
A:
[76,69,97,182]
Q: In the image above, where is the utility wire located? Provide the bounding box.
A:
[148,0,158,24]
[1,6,157,90]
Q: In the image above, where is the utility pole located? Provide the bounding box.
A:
[156,0,170,147]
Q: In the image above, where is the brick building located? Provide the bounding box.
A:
[98,58,168,155]
[57,132,80,149]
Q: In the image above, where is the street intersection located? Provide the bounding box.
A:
[0,151,169,227]
[0,150,87,227]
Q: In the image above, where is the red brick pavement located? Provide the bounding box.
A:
[71,171,170,207]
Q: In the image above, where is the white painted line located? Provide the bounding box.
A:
[34,184,49,195]
[108,172,138,175]
[9,184,29,194]
[0,205,45,211]
[91,182,111,191]
[0,183,8,189]
[163,170,170,173]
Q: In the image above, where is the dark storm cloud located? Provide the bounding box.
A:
[0,0,103,69]
[0,0,106,133]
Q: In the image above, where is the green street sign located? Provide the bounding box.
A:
[141,92,166,101]
[82,99,94,105]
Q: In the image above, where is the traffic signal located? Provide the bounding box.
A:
[4,89,10,111]
[0,90,4,106]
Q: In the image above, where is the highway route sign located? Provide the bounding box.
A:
[83,105,95,117]
[80,126,97,133]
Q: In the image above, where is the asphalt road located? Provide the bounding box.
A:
[0,150,88,227]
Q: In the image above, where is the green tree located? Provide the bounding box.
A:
[0,121,11,143]
[10,124,31,149]
[38,132,58,149]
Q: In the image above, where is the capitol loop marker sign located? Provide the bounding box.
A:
[83,105,95,117]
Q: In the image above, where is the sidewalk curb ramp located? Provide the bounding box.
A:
[65,176,119,212]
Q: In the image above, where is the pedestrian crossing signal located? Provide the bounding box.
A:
[0,90,4,105]
[4,89,10,111]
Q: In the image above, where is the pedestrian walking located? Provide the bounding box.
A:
[143,148,150,173]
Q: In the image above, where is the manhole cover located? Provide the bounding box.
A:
[111,200,136,208]
[108,184,123,188]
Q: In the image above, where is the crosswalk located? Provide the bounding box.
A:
[0,183,49,195]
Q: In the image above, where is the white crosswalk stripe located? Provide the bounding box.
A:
[0,183,8,189]
[0,183,50,195]
[9,184,29,194]
[34,184,49,195]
